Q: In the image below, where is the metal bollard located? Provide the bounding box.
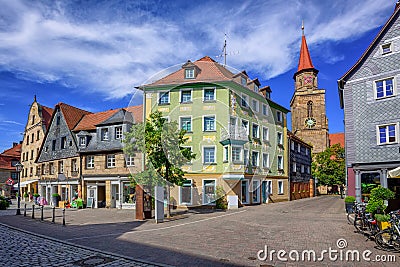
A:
[52,207,55,223]
[41,206,44,221]
[24,203,26,217]
[32,204,35,219]
[62,208,65,226]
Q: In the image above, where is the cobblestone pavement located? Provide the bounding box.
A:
[0,223,165,267]
[1,196,400,266]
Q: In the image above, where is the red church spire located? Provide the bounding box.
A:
[297,22,315,72]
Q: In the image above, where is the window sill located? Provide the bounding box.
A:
[203,100,216,103]
[203,130,217,133]
[375,94,396,100]
[180,101,193,104]
[203,162,217,165]
[158,103,170,106]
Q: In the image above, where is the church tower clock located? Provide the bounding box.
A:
[290,24,329,154]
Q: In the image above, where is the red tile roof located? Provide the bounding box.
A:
[73,105,143,131]
[74,109,120,131]
[58,103,92,130]
[1,144,21,157]
[41,106,54,130]
[146,56,234,86]
[125,105,143,123]
[297,35,315,72]
[329,133,345,148]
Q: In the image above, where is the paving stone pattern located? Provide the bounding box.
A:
[1,196,400,266]
[0,223,162,267]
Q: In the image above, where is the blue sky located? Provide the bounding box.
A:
[0,0,397,152]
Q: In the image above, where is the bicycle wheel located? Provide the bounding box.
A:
[354,217,366,233]
[375,229,398,251]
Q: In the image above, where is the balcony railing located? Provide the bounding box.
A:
[220,124,248,145]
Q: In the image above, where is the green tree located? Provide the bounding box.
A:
[312,143,345,186]
[123,111,195,217]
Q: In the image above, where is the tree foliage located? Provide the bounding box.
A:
[123,111,196,215]
[312,143,345,186]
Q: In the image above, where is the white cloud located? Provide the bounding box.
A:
[2,120,24,126]
[0,0,396,99]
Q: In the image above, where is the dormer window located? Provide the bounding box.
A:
[101,128,109,141]
[79,136,86,147]
[241,77,247,86]
[185,68,195,79]
[382,43,392,54]
[254,84,259,92]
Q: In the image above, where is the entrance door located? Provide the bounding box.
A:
[87,186,97,208]
[111,184,119,208]
[262,181,267,203]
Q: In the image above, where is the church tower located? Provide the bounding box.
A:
[290,24,329,154]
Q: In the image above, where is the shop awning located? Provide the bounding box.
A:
[13,179,39,188]
[388,167,400,178]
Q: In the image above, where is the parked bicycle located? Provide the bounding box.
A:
[347,202,379,239]
[374,210,400,252]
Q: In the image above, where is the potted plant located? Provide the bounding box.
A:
[366,186,395,230]
[52,193,60,207]
[374,214,391,230]
[344,196,356,213]
[23,192,29,202]
[0,196,10,210]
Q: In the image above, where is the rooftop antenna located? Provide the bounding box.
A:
[216,33,239,67]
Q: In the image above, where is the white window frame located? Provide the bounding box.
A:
[203,87,216,101]
[381,43,392,55]
[179,116,192,132]
[241,77,247,86]
[241,94,248,108]
[241,180,250,204]
[252,180,260,203]
[101,128,109,141]
[262,153,270,168]
[86,156,94,169]
[107,154,116,168]
[126,155,135,166]
[251,151,259,167]
[377,123,398,145]
[301,164,305,173]
[115,126,123,140]
[158,91,170,104]
[277,155,283,170]
[58,160,64,174]
[262,127,269,141]
[232,146,242,163]
[277,111,283,122]
[203,179,216,205]
[305,147,309,155]
[278,180,284,195]
[292,162,297,172]
[252,123,259,139]
[307,166,311,174]
[262,104,268,116]
[252,99,259,112]
[291,140,295,150]
[374,77,395,99]
[179,179,193,205]
[241,119,249,135]
[297,143,301,153]
[277,132,283,145]
[203,115,216,132]
[185,68,195,79]
[223,146,229,162]
[203,146,216,164]
[180,89,192,103]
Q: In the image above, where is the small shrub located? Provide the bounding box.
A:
[375,214,390,222]
[344,196,356,203]
[215,186,228,210]
[0,196,10,210]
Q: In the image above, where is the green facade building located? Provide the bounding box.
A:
[140,56,289,209]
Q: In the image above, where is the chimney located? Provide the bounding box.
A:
[13,142,17,147]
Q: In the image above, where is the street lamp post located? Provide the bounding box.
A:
[15,162,23,215]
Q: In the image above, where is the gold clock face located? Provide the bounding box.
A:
[305,117,316,128]
[304,75,313,84]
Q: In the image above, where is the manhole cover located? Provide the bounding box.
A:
[73,255,116,267]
